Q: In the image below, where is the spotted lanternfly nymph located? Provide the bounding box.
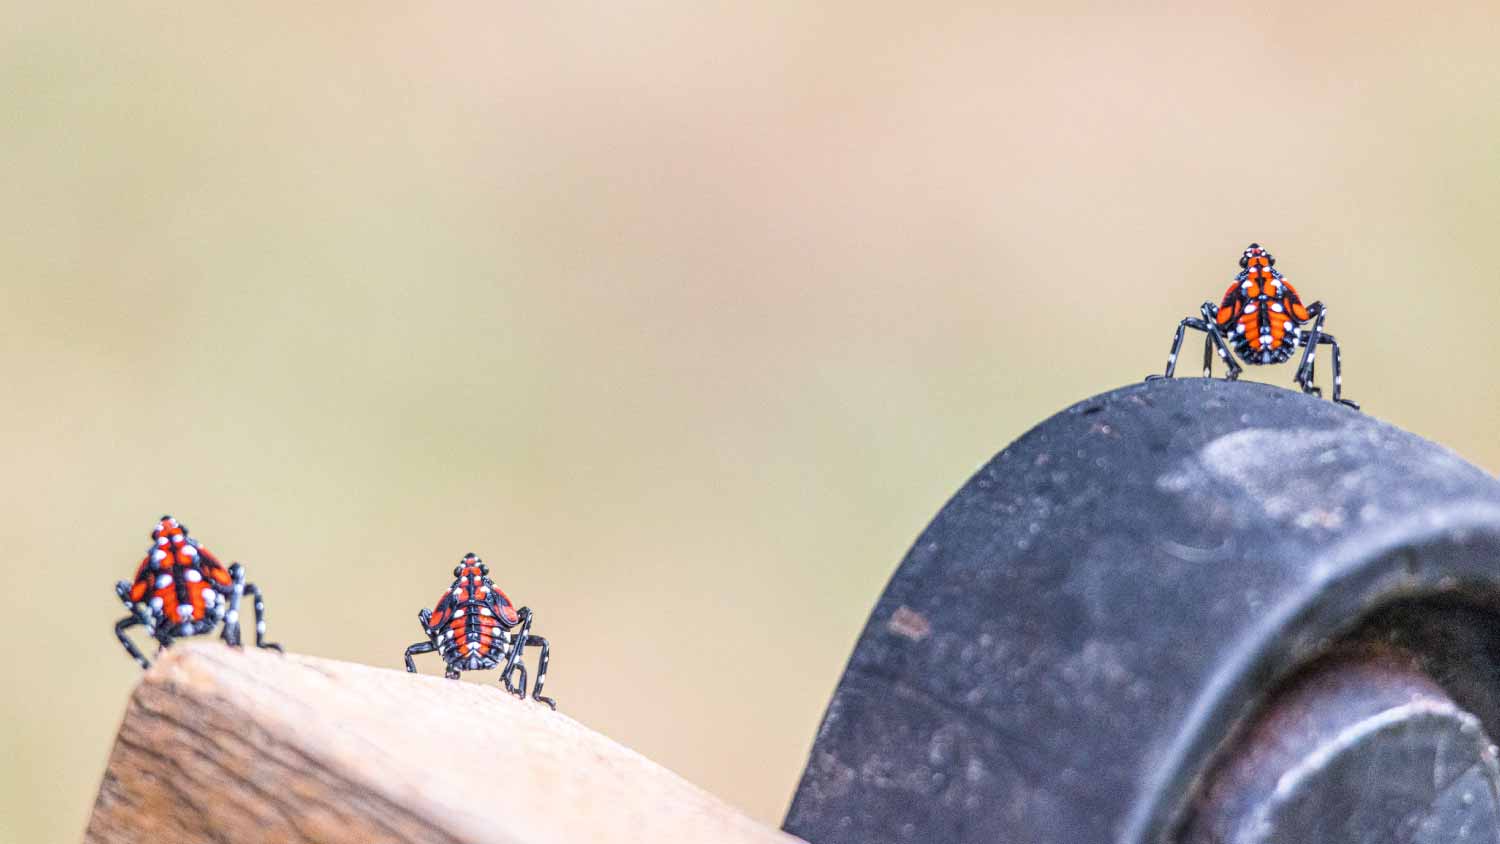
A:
[1148,243,1359,409]
[404,553,556,710]
[114,516,282,669]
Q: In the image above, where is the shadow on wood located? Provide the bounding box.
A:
[86,643,804,844]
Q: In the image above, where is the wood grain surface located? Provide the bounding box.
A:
[85,643,805,844]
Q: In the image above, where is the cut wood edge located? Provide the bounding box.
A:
[85,642,806,844]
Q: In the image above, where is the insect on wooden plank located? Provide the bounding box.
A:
[113,515,282,669]
[404,553,556,709]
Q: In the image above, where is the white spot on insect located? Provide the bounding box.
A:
[182,545,198,558]
[177,603,195,619]
[155,573,173,589]
[454,609,466,619]
[1241,280,1252,289]
[1245,303,1258,313]
[452,588,463,597]
[1235,324,1245,334]
[256,621,265,634]
[537,673,546,684]
[226,610,239,625]
[151,549,166,563]
[1270,302,1284,313]
[149,597,164,611]
[180,623,193,635]
[1282,321,1293,331]
[1218,348,1228,358]
[1261,351,1272,363]
[157,536,168,546]
[479,607,493,617]
[184,569,202,582]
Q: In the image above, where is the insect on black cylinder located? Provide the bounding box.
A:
[784,378,1500,844]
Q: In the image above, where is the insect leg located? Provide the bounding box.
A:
[1317,332,1359,410]
[1196,319,1242,381]
[220,563,248,647]
[404,641,436,673]
[1163,320,1190,379]
[1148,314,1216,380]
[115,616,151,669]
[1197,302,1221,378]
[241,582,282,652]
[1294,304,1328,391]
[523,635,556,710]
[499,609,534,699]
[501,654,528,698]
[117,580,157,634]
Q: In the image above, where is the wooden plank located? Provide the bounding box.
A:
[85,642,805,844]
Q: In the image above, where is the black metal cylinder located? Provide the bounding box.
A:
[784,378,1500,844]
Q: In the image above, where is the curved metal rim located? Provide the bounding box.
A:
[1124,501,1500,844]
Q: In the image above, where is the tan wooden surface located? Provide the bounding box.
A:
[85,643,806,844]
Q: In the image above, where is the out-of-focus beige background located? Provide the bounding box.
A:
[3,4,1498,842]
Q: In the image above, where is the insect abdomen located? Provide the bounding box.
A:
[1222,270,1305,365]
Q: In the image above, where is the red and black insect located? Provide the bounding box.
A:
[113,516,281,668]
[1148,243,1359,409]
[404,553,556,709]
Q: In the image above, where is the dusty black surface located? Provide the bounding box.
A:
[783,378,1500,844]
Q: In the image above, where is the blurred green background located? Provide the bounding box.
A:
[3,4,1498,842]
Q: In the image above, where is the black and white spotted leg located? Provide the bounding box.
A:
[1203,322,1242,381]
[242,582,282,651]
[1146,314,1201,380]
[221,564,248,646]
[523,635,555,709]
[115,616,151,669]
[499,608,534,697]
[404,641,436,672]
[117,580,157,635]
[1148,303,1241,381]
[1292,306,1359,409]
[1293,304,1328,391]
[504,661,528,700]
[1314,332,1358,409]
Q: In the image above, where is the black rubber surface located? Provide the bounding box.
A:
[783,378,1500,844]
